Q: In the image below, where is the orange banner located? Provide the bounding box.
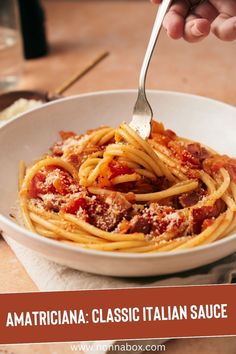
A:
[0,285,235,344]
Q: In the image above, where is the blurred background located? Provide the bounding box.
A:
[0,1,236,353]
[0,0,236,105]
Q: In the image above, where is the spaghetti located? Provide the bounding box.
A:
[18,121,236,253]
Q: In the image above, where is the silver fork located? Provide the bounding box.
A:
[130,0,172,140]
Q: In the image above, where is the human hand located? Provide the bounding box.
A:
[151,0,236,42]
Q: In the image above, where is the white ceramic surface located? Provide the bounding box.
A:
[0,90,236,277]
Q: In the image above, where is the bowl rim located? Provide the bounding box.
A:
[1,88,236,129]
[0,89,236,260]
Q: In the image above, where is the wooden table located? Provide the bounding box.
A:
[0,0,236,352]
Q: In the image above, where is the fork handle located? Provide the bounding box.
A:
[139,0,172,94]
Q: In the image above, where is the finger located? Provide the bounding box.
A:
[209,0,236,15]
[182,1,216,42]
[184,15,211,42]
[163,0,189,39]
[151,0,162,4]
[211,14,236,41]
[193,1,218,23]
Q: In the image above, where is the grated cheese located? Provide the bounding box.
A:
[0,98,43,122]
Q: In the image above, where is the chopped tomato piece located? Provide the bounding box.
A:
[28,166,75,198]
[97,173,112,188]
[168,141,201,168]
[53,173,70,195]
[151,121,165,134]
[29,171,47,198]
[151,122,176,146]
[116,219,130,234]
[203,155,236,183]
[165,129,176,140]
[109,162,134,179]
[151,133,171,146]
[192,201,223,234]
[59,131,76,140]
[202,218,214,231]
[181,149,200,167]
[62,197,87,214]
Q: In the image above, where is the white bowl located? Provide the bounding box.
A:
[0,90,236,277]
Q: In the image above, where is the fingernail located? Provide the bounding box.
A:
[192,25,204,37]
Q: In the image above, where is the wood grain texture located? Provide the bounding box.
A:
[17,0,236,105]
[0,239,37,293]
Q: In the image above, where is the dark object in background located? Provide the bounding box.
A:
[18,0,48,59]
